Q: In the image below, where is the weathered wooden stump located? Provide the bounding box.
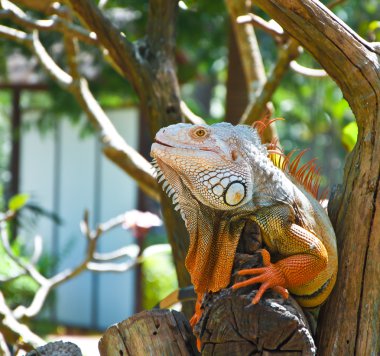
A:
[99,221,316,355]
[98,309,199,356]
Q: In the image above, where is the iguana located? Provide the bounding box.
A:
[150,122,337,328]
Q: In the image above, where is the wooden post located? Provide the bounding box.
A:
[98,309,199,356]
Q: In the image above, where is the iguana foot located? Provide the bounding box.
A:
[232,249,289,304]
[189,294,202,328]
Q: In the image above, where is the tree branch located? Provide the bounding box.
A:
[253,0,379,121]
[74,78,159,201]
[236,13,284,39]
[0,0,97,45]
[64,0,145,96]
[225,0,266,99]
[0,24,30,43]
[0,291,45,351]
[0,210,142,320]
[290,60,327,77]
[93,245,139,262]
[1,222,47,286]
[180,101,206,125]
[0,332,11,356]
[32,30,73,88]
[226,0,278,142]
[240,39,300,125]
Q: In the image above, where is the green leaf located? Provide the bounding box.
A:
[368,21,380,32]
[342,121,358,152]
[8,194,30,212]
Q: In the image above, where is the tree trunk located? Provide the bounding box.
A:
[253,1,380,354]
[140,0,193,305]
[67,0,192,299]
[225,21,249,125]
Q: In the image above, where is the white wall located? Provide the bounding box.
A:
[19,109,139,330]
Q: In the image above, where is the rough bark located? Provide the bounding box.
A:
[141,0,192,296]
[98,309,199,356]
[253,1,380,354]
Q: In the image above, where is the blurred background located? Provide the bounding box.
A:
[0,0,379,354]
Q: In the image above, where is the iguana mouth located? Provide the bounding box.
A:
[154,139,173,148]
[154,138,221,156]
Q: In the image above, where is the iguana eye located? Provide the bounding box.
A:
[192,127,208,138]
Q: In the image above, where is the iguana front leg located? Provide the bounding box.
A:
[232,222,328,304]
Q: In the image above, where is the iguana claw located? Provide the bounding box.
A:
[189,294,203,351]
[232,249,289,304]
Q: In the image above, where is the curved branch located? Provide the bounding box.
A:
[290,60,327,77]
[180,101,206,125]
[226,0,278,142]
[32,30,73,87]
[0,292,44,351]
[74,78,159,200]
[236,13,284,39]
[226,0,266,97]
[240,39,300,125]
[0,24,30,43]
[64,0,145,96]
[253,0,380,121]
[0,1,97,45]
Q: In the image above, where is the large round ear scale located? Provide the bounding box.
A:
[224,181,246,206]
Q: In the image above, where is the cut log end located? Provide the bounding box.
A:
[98,309,199,356]
[195,288,316,355]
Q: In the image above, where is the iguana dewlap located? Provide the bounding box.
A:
[150,123,337,310]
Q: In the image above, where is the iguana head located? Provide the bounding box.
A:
[151,123,266,209]
[150,122,266,293]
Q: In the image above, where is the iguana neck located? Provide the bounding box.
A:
[181,198,245,294]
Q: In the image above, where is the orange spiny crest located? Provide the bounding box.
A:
[266,137,285,168]
[267,146,326,201]
[253,117,284,140]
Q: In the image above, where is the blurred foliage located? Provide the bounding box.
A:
[141,232,178,309]
[8,193,29,212]
[342,121,359,152]
[0,201,59,309]
[0,231,39,308]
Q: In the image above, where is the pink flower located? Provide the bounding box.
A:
[122,210,162,239]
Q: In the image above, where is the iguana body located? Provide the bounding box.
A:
[151,123,337,313]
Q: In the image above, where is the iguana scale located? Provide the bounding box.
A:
[150,122,337,326]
